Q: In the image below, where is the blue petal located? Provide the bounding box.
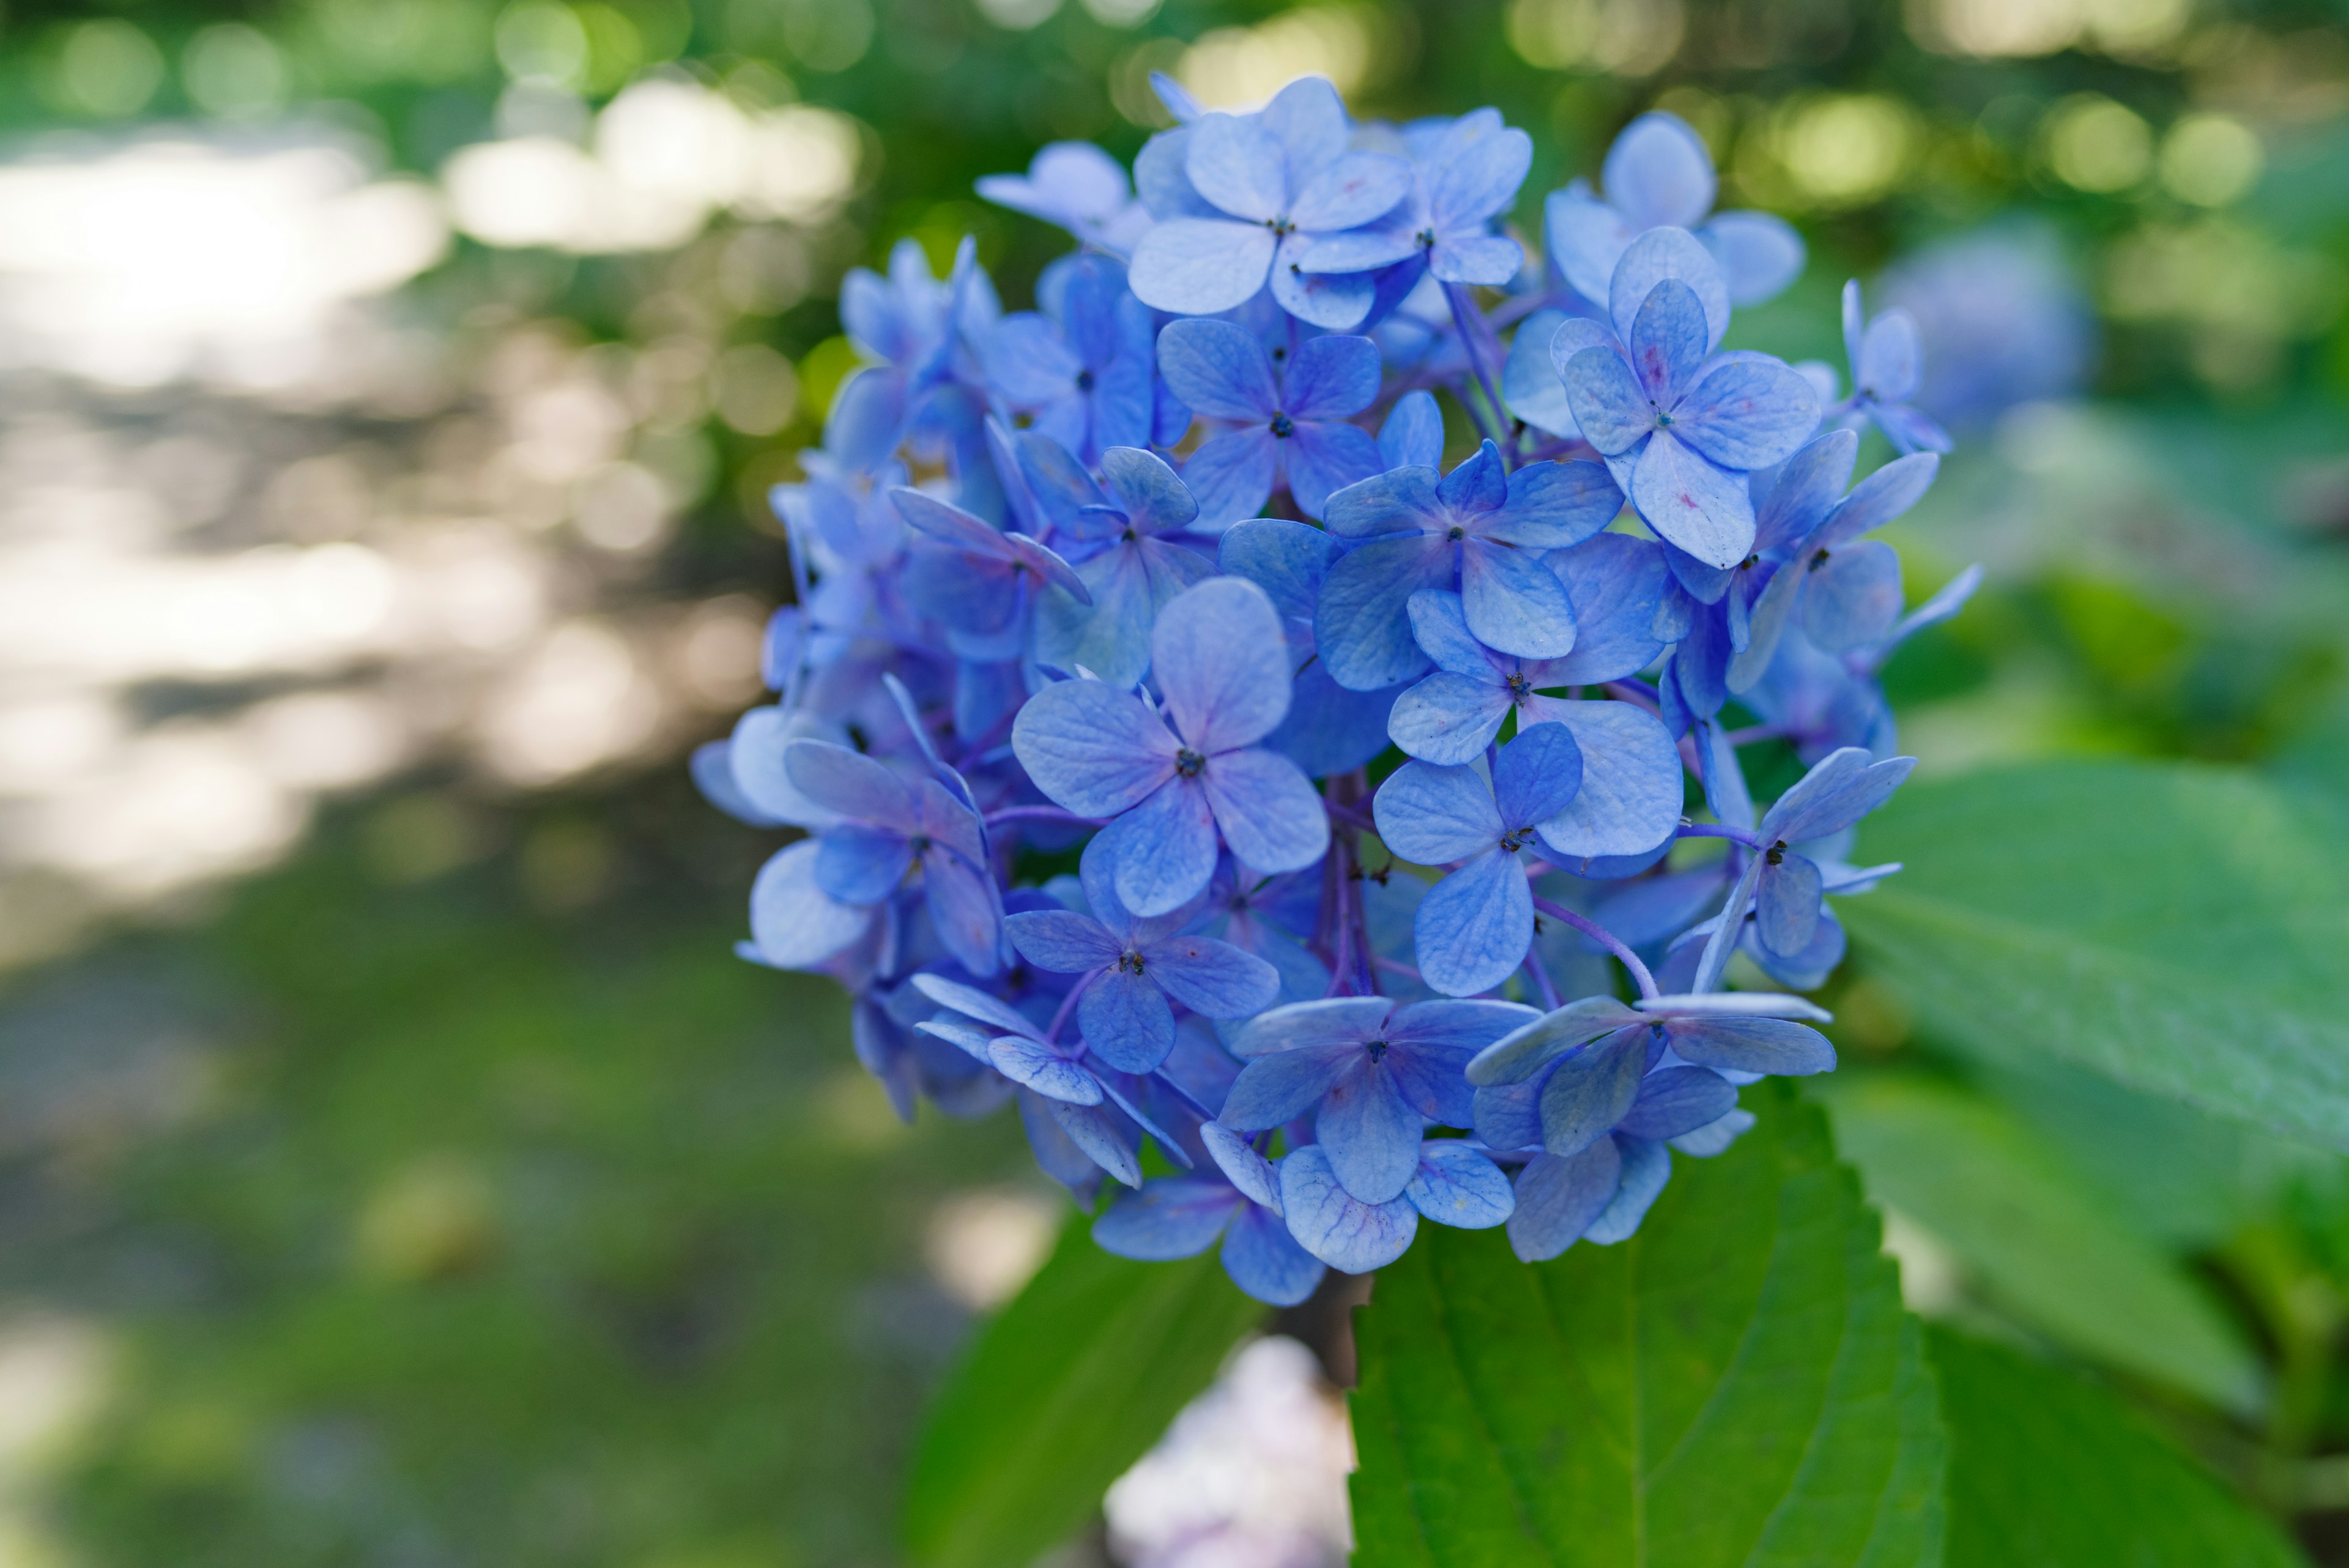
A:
[1415,848,1536,998]
[1754,851,1824,959]
[1560,345,1652,458]
[1502,309,1580,439]
[1407,1141,1515,1228]
[1811,451,1940,552]
[1431,124,1532,228]
[1313,533,1455,691]
[1323,466,1441,540]
[1603,112,1716,231]
[921,845,1005,978]
[1536,1025,1647,1156]
[1618,1066,1736,1140]
[1154,318,1277,419]
[1668,1015,1835,1075]
[1289,152,1412,232]
[1181,428,1279,529]
[1725,558,1805,694]
[1099,445,1199,536]
[1464,995,1646,1087]
[1472,1077,1543,1153]
[1093,1178,1239,1259]
[1802,540,1904,652]
[1316,1061,1423,1203]
[982,313,1081,404]
[1220,1043,1360,1129]
[1493,720,1584,829]
[1033,541,1174,689]
[1700,209,1805,305]
[1549,534,1668,683]
[1608,226,1729,350]
[692,738,778,828]
[1285,420,1384,519]
[1528,700,1685,861]
[1258,75,1348,181]
[1379,388,1445,470]
[1671,1106,1758,1157]
[990,1036,1104,1104]
[911,972,1045,1040]
[1490,460,1623,549]
[1139,932,1280,1018]
[1047,1097,1144,1187]
[1220,1204,1327,1305]
[1405,591,1493,675]
[1758,748,1916,844]
[814,825,911,904]
[1153,576,1293,753]
[784,740,919,828]
[1230,997,1390,1059]
[1277,1144,1420,1273]
[1858,308,1923,402]
[749,841,875,969]
[724,707,848,829]
[1101,777,1220,919]
[1627,277,1710,406]
[1388,673,1512,766]
[1202,1121,1282,1209]
[1373,760,1504,865]
[1584,1134,1671,1243]
[1010,678,1176,817]
[1078,966,1177,1074]
[1631,429,1755,570]
[1673,358,1822,472]
[1130,217,1276,316]
[1023,1090,1107,1197]
[1013,431,1108,533]
[1186,111,1288,222]
[1217,517,1338,620]
[1752,429,1860,555]
[1201,748,1330,875]
[1270,236,1378,330]
[1271,666,1402,776]
[1506,1140,1624,1261]
[1436,439,1509,513]
[1543,185,1635,304]
[1460,539,1578,660]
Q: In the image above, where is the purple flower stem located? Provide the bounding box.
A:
[1373,955,1422,982]
[1529,895,1661,1000]
[1324,798,1376,832]
[1325,869,1357,997]
[1521,950,1562,1009]
[1044,967,1100,1045]
[1443,283,1511,454]
[1677,821,1765,849]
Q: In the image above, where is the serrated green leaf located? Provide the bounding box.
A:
[1349,1085,1945,1568]
[1933,1328,2307,1567]
[904,1215,1262,1568]
[1817,1073,2262,1414]
[1843,759,2349,1146]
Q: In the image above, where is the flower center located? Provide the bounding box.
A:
[1445,524,1464,541]
[1499,827,1531,852]
[1656,411,1674,427]
[1765,841,1787,865]
[1075,368,1094,392]
[1269,412,1294,438]
[1174,748,1206,779]
[1365,1039,1389,1061]
[1416,228,1438,247]
[1505,671,1531,702]
[1118,949,1146,975]
[907,833,931,856]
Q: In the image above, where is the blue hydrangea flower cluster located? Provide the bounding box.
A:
[697,83,1980,1304]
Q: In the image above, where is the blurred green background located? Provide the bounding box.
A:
[0,0,2347,1561]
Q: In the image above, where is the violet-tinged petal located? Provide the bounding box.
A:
[1858,308,1923,402]
[1289,151,1412,231]
[1134,124,1207,216]
[1282,333,1381,420]
[1099,445,1199,535]
[1432,234,1524,286]
[1130,217,1282,316]
[1631,427,1756,570]
[1619,1066,1736,1140]
[1406,589,1499,677]
[1811,451,1940,551]
[1609,226,1729,349]
[1318,1061,1425,1203]
[1637,990,1833,1020]
[990,1037,1104,1104]
[1284,420,1384,519]
[1493,720,1583,828]
[1584,1134,1669,1243]
[1278,1144,1419,1273]
[1671,1106,1758,1157]
[914,1017,996,1063]
[1153,576,1293,752]
[1271,241,1379,332]
[1102,776,1220,919]
[1549,534,1668,683]
[922,849,1005,978]
[1155,318,1278,418]
[1231,996,1396,1058]
[982,313,1082,403]
[1408,1142,1516,1228]
[1182,427,1280,529]
[1218,516,1338,619]
[1299,227,1419,275]
[1726,559,1806,695]
[1437,440,1510,515]
[1079,966,1177,1073]
[1874,401,1953,457]
[1536,1025,1648,1156]
[784,740,920,827]
[1221,1205,1326,1305]
[1220,1043,1362,1128]
[725,707,848,830]
[1374,759,1505,864]
[1202,1122,1282,1209]
[1433,124,1533,228]
[1627,277,1710,407]
[693,739,777,828]
[1024,1091,1107,1196]
[1803,540,1904,652]
[1324,466,1442,540]
[1184,113,1288,222]
[1379,389,1445,471]
[1503,309,1580,439]
[1561,345,1652,457]
[1032,541,1178,690]
[1202,748,1329,875]
[1464,995,1646,1087]
[1507,1139,1624,1261]
[1759,748,1916,844]
[1666,1016,1836,1076]
[1472,1076,1544,1153]
[1529,700,1685,861]
[814,826,911,905]
[1092,1178,1240,1259]
[1048,1097,1143,1187]
[825,368,904,470]
[1545,185,1636,305]
[1389,998,1545,1051]
[1272,669,1401,776]
[1141,932,1281,1018]
[1461,540,1579,660]
[749,841,874,969]
[1314,533,1454,691]
[1258,74,1348,172]
[1753,429,1860,554]
[1415,847,1535,998]
[1004,909,1123,973]
[1699,210,1805,305]
[1388,673,1513,765]
[1605,112,1715,231]
[911,972,1045,1040]
[1011,679,1176,817]
[1488,460,1623,549]
[1672,359,1822,472]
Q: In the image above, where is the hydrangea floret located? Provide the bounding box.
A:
[702,84,1982,1300]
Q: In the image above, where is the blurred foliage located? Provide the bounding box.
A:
[0,0,2347,1562]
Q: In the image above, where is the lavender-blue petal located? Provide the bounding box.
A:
[1202,748,1330,875]
[1155,318,1278,418]
[1608,226,1729,349]
[1753,428,1858,554]
[911,972,1044,1039]
[1619,1066,1736,1140]
[1181,427,1279,529]
[1560,344,1652,458]
[1493,720,1584,828]
[1379,388,1446,471]
[1202,1121,1282,1209]
[1464,995,1646,1087]
[1672,357,1822,472]
[1153,576,1293,753]
[1270,245,1378,332]
[1285,420,1384,519]
[1230,996,1391,1058]
[1221,1204,1326,1306]
[1278,1143,1420,1273]
[1048,1097,1144,1187]
[1604,113,1715,231]
[1584,1134,1671,1243]
[1185,111,1288,222]
[1217,517,1337,619]
[983,313,1082,404]
[1432,124,1532,228]
[1460,538,1578,660]
[1078,966,1177,1073]
[1220,1043,1361,1129]
[1099,445,1199,537]
[1537,1025,1647,1156]
[1549,534,1668,683]
[814,825,912,905]
[749,841,874,969]
[1490,459,1623,549]
[1436,439,1510,514]
[1802,540,1904,652]
[1093,1178,1239,1259]
[1473,1076,1545,1152]
[1811,451,1940,551]
[1271,667,1402,776]
[1388,673,1513,765]
[922,847,1005,978]
[1760,749,1916,844]
[1373,760,1504,864]
[1431,233,1525,286]
[1502,309,1579,439]
[1529,700,1685,860]
[1003,909,1121,973]
[1317,1060,1425,1203]
[1288,151,1413,232]
[1507,1140,1624,1261]
[1671,1106,1759,1157]
[990,1036,1104,1104]
[1102,776,1220,919]
[1130,217,1275,316]
[1141,933,1280,1019]
[1701,209,1805,305]
[1314,533,1454,691]
[785,739,919,827]
[1631,428,1756,570]
[1666,1017,1836,1076]
[1023,1091,1106,1197]
[1627,277,1710,407]
[1010,678,1175,817]
[1416,847,1537,998]
[1408,1141,1516,1228]
[1754,851,1824,959]
[1403,590,1494,675]
[1323,466,1441,540]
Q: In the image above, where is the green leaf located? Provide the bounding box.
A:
[904,1214,1263,1568]
[1843,759,2349,1146]
[1816,1074,2262,1414]
[1349,1085,1945,1568]
[1932,1328,2307,1567]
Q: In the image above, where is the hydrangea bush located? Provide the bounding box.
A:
[697,81,1976,1304]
